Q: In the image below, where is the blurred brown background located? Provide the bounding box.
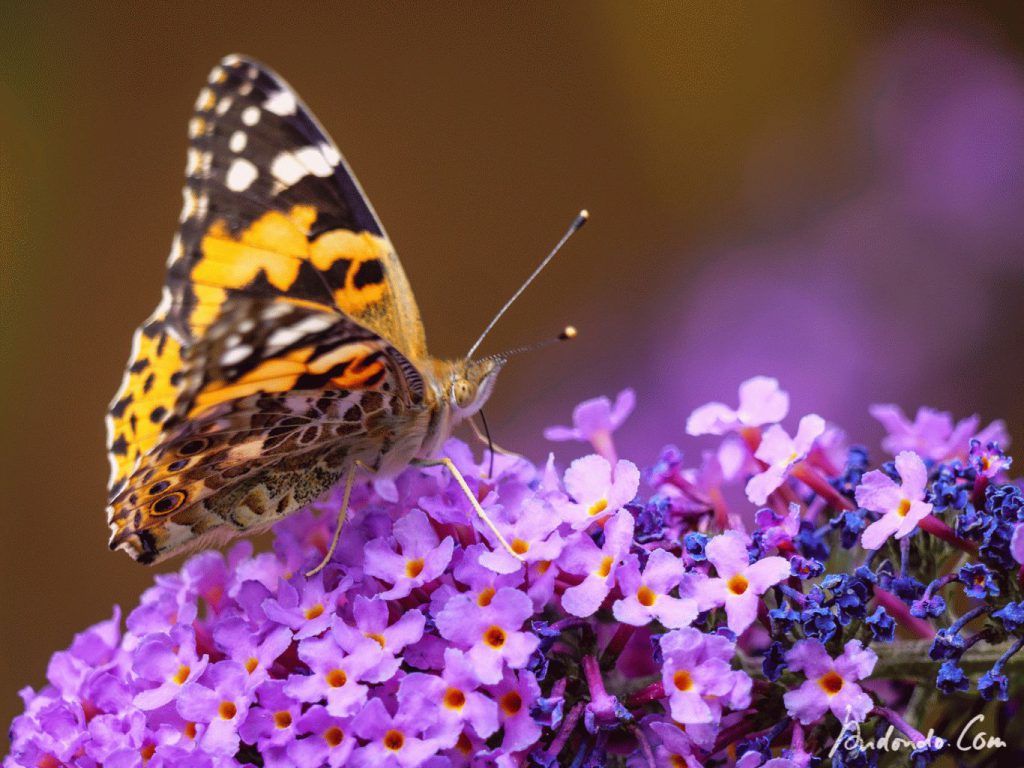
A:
[4,1,1024,742]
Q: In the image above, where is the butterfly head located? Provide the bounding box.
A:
[446,357,506,422]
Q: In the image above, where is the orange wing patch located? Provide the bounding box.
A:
[106,312,186,497]
[189,204,391,336]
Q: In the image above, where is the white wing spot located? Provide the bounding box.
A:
[215,97,233,116]
[264,89,297,116]
[320,143,341,167]
[195,88,215,112]
[295,147,333,177]
[229,131,247,153]
[270,151,307,186]
[241,106,260,126]
[267,315,335,348]
[239,81,253,96]
[226,158,259,192]
[221,345,253,367]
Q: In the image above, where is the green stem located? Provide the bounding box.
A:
[872,638,1024,682]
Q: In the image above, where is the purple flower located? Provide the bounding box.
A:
[261,571,348,639]
[689,531,790,634]
[212,618,292,687]
[782,639,877,725]
[659,627,752,727]
[176,660,252,756]
[488,669,542,752]
[560,454,640,530]
[332,596,425,682]
[477,496,566,575]
[746,414,826,505]
[285,633,381,716]
[560,510,635,617]
[238,680,302,764]
[288,705,355,767]
[132,625,209,710]
[363,509,455,599]
[545,388,635,462]
[435,586,540,684]
[870,404,1009,461]
[612,549,697,628]
[1012,523,1024,565]
[399,648,499,739]
[686,376,789,436]
[969,439,1012,478]
[856,450,933,550]
[350,696,452,766]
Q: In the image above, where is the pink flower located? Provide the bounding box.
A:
[856,450,933,550]
[659,628,751,726]
[870,404,1009,461]
[612,549,697,629]
[782,639,877,725]
[559,454,640,530]
[545,388,635,462]
[1011,524,1024,566]
[362,510,455,599]
[688,531,790,634]
[560,510,635,617]
[686,376,789,436]
[745,415,826,505]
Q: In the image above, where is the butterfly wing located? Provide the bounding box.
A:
[106,54,428,500]
[108,300,426,563]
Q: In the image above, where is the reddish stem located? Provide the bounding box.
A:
[792,463,854,511]
[917,515,977,555]
[874,587,935,639]
[626,681,665,708]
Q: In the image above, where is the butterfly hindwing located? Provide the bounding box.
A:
[106,54,429,501]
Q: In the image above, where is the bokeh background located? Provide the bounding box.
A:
[4,1,1024,744]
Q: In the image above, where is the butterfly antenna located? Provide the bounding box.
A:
[466,210,588,360]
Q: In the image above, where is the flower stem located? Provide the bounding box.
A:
[873,588,935,639]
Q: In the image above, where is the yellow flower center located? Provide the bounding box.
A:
[897,499,912,517]
[596,556,614,578]
[500,690,523,715]
[274,710,292,729]
[511,538,530,555]
[324,726,344,747]
[483,625,507,649]
[444,687,467,710]
[637,585,657,607]
[588,498,609,517]
[818,670,844,695]
[304,603,324,621]
[728,574,749,595]
[326,668,347,688]
[365,632,386,648]
[244,657,258,674]
[673,670,693,692]
[477,586,496,607]
[405,558,425,578]
[172,665,190,685]
[218,701,237,720]
[384,729,405,751]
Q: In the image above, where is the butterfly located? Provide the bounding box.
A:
[106,55,582,570]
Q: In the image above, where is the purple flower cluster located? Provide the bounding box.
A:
[7,379,1024,767]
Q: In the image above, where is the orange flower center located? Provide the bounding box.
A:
[140,744,156,762]
[511,538,530,555]
[274,710,292,729]
[637,585,657,607]
[456,732,473,754]
[670,756,688,768]
[324,726,344,747]
[727,574,749,595]
[897,499,912,517]
[588,498,609,517]
[405,558,425,578]
[444,687,467,710]
[183,722,197,740]
[326,668,347,688]
[500,690,523,715]
[483,625,507,649]
[304,603,324,621]
[218,701,237,720]
[818,670,844,695]
[365,632,386,648]
[477,586,496,607]
[596,556,614,579]
[245,657,258,674]
[172,665,190,685]
[673,670,694,692]
[383,729,405,751]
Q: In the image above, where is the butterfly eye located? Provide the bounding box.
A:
[178,438,208,456]
[453,379,476,409]
[152,491,187,516]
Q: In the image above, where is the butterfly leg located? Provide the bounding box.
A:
[413,457,524,562]
[305,461,360,577]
